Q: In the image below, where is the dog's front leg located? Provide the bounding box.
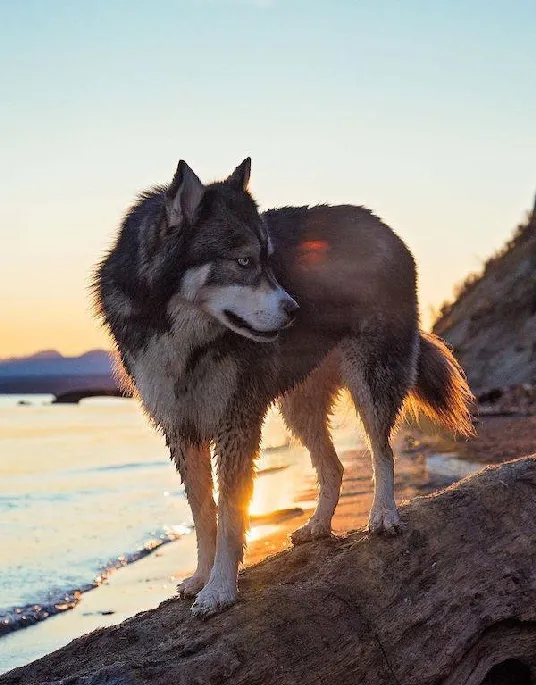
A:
[191,420,261,617]
[168,438,217,597]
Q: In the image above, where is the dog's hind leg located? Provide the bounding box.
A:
[169,439,217,597]
[279,351,343,545]
[191,415,262,617]
[340,331,417,535]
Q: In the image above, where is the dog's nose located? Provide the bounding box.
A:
[281,296,299,316]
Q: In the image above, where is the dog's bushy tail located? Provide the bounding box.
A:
[407,332,475,437]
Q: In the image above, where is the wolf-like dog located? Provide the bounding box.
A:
[93,158,473,616]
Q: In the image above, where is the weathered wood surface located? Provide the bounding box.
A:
[3,457,536,685]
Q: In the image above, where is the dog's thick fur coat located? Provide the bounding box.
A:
[93,159,474,616]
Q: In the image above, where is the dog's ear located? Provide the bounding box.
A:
[226,157,251,191]
[164,160,204,231]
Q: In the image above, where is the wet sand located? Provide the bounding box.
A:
[447,414,536,463]
[247,438,423,564]
[248,413,536,562]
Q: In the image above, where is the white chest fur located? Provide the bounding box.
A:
[130,301,238,438]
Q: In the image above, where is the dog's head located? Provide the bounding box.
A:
[162,158,298,342]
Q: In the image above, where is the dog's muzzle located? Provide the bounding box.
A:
[279,294,299,328]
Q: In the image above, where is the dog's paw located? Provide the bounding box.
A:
[177,571,209,598]
[291,519,331,545]
[191,581,237,618]
[368,506,402,536]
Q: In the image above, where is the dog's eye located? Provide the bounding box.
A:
[237,257,251,268]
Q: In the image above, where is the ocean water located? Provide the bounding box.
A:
[0,395,188,634]
[0,395,303,634]
[1,393,358,640]
[0,392,370,673]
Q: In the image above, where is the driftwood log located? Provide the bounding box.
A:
[3,457,536,685]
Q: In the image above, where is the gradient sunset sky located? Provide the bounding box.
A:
[1,0,535,358]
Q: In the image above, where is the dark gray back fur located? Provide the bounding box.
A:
[93,175,419,431]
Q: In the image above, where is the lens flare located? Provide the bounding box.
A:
[298,239,329,267]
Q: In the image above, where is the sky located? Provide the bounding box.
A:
[1,0,535,358]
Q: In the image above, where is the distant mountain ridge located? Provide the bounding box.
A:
[0,350,113,378]
[26,350,63,360]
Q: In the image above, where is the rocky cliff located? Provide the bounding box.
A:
[433,196,536,396]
